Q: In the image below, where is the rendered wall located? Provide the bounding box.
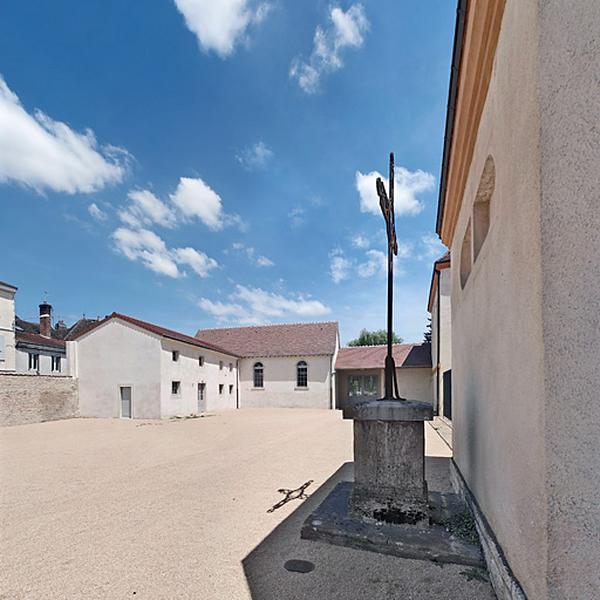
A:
[431,268,452,416]
[450,1,547,597]
[15,348,68,376]
[159,340,237,417]
[239,355,333,409]
[0,373,78,426]
[538,1,600,596]
[0,287,16,372]
[76,320,162,419]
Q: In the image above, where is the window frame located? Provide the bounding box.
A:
[172,350,179,362]
[199,355,204,367]
[28,353,39,371]
[171,381,181,395]
[219,383,224,395]
[253,362,264,389]
[51,355,61,373]
[296,360,308,389]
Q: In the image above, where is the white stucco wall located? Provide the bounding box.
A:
[0,286,16,372]
[159,340,237,417]
[431,268,452,417]
[15,347,68,376]
[76,320,162,419]
[239,355,333,409]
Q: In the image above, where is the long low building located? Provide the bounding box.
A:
[334,343,432,410]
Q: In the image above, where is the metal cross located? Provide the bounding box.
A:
[376,152,403,401]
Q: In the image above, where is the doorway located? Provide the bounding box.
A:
[120,386,132,418]
[198,382,206,413]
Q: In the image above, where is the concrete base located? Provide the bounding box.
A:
[302,481,484,567]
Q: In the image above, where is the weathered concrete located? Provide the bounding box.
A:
[0,373,78,426]
[302,481,484,567]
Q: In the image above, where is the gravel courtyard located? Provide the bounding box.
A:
[0,409,495,600]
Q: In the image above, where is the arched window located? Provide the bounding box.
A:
[253,362,264,388]
[296,360,308,388]
[460,220,472,289]
[473,155,495,260]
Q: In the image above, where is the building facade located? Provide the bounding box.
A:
[437,1,600,598]
[0,281,17,372]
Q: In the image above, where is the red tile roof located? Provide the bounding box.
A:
[195,322,339,358]
[335,343,432,370]
[16,331,66,350]
[71,313,239,356]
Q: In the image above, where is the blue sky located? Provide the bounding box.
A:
[0,1,452,344]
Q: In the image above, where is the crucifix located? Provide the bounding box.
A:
[376,152,404,401]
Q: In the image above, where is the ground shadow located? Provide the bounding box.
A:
[242,456,461,600]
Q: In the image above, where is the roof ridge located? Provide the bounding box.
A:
[197,320,339,332]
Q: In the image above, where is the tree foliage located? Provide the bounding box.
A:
[348,328,402,347]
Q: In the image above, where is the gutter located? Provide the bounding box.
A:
[436,0,468,236]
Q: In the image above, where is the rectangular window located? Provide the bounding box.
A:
[172,351,179,362]
[199,355,204,366]
[28,353,39,371]
[51,356,61,372]
[219,361,223,370]
[229,362,233,372]
[348,374,379,398]
[171,381,181,395]
[219,384,224,395]
[229,384,233,395]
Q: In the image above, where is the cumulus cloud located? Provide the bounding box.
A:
[0,75,129,194]
[199,284,330,324]
[329,248,351,283]
[418,234,447,261]
[355,166,434,217]
[119,189,178,229]
[170,176,243,231]
[352,234,369,249]
[112,227,217,279]
[256,255,274,267]
[173,0,272,57]
[290,4,369,93]
[236,141,273,170]
[230,242,274,267]
[356,249,386,278]
[88,203,108,222]
[288,206,306,228]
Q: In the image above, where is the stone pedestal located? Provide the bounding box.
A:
[349,399,433,527]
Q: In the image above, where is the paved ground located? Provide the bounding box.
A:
[0,410,495,600]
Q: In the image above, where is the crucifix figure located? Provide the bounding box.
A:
[376,152,404,401]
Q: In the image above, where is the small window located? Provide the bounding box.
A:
[229,384,234,395]
[198,382,206,400]
[219,360,223,370]
[171,381,181,395]
[219,384,224,395]
[229,362,233,372]
[460,220,472,289]
[199,356,204,366]
[473,155,495,261]
[296,360,308,388]
[51,356,61,372]
[348,374,379,398]
[253,362,264,388]
[172,351,179,362]
[28,353,39,371]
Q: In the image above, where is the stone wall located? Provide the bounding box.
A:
[0,373,79,426]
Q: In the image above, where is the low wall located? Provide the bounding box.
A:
[0,373,79,426]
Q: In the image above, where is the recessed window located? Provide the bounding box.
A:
[473,155,495,261]
[460,220,472,289]
[172,351,179,362]
[296,360,308,388]
[348,374,379,398]
[28,353,39,371]
[171,381,181,395]
[219,360,223,370]
[229,384,234,395]
[51,356,61,372]
[229,362,233,372]
[199,356,204,366]
[253,362,264,388]
[219,384,224,395]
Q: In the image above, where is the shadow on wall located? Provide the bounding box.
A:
[241,456,454,600]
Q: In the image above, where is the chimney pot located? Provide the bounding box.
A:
[39,302,52,338]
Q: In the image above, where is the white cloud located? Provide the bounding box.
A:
[230,242,274,267]
[0,75,129,194]
[290,4,369,93]
[236,141,273,170]
[119,189,178,229]
[352,234,369,249]
[329,248,351,283]
[199,284,330,324]
[173,0,272,58]
[355,167,435,217]
[112,227,218,279]
[356,249,386,278]
[170,176,243,231]
[256,255,274,267]
[418,234,447,261]
[88,203,108,222]
[288,206,305,227]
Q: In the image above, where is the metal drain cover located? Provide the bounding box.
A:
[284,559,315,573]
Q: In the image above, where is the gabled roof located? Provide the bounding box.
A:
[16,331,66,351]
[195,322,339,358]
[427,251,451,313]
[0,280,17,291]
[72,312,239,357]
[335,343,432,370]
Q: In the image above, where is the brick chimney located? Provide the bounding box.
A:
[39,302,52,338]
